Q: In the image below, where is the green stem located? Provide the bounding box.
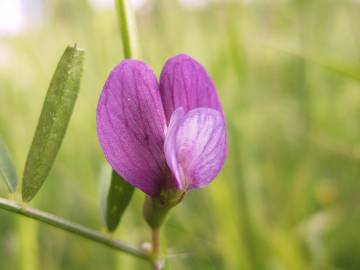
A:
[0,197,149,261]
[114,0,140,58]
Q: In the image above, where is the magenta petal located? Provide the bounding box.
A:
[96,60,167,196]
[164,108,227,191]
[160,54,223,123]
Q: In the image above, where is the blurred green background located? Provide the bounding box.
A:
[1,0,360,269]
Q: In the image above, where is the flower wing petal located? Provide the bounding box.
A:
[163,107,185,190]
[160,54,223,123]
[96,60,167,196]
[164,108,227,191]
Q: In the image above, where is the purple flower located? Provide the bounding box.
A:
[96,54,227,196]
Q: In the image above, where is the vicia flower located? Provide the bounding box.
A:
[96,54,227,198]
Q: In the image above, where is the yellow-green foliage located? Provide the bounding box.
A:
[0,0,359,269]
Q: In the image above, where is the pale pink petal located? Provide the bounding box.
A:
[164,107,227,191]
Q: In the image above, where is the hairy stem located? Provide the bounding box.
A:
[152,229,163,270]
[152,228,160,257]
[0,197,149,261]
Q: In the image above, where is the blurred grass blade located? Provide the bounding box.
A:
[322,61,360,82]
[99,164,111,225]
[283,49,360,82]
[22,45,85,202]
[0,138,18,193]
[100,167,134,232]
[114,0,140,58]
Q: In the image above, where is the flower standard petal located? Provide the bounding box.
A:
[159,54,223,123]
[164,108,227,191]
[96,60,167,196]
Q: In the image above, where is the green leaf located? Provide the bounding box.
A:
[22,45,85,202]
[99,166,134,232]
[0,138,18,193]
